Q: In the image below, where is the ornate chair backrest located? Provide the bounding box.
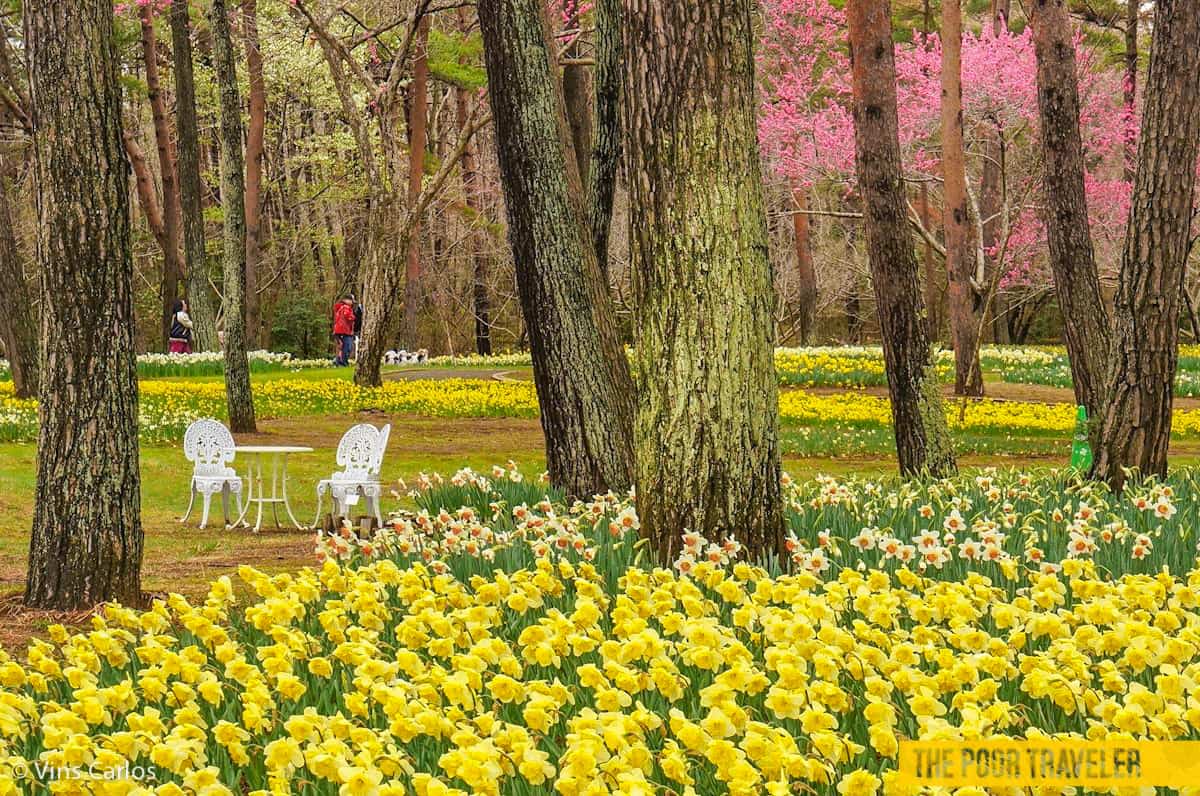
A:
[183,419,236,478]
[335,423,384,480]
[370,424,392,475]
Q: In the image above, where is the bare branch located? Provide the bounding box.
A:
[906,200,948,259]
[292,0,377,92]
[406,102,492,229]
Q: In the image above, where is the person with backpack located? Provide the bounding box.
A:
[332,295,356,365]
[168,299,194,354]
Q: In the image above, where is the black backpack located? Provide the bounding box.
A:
[170,314,191,340]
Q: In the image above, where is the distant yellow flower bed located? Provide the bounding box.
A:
[5,377,1200,444]
[0,379,540,442]
[777,389,1200,435]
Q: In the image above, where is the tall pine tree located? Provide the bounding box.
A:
[624,0,783,561]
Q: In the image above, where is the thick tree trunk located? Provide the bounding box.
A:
[456,8,492,356]
[477,0,635,497]
[792,187,818,344]
[587,0,621,275]
[940,0,983,395]
[170,0,220,351]
[243,0,266,348]
[139,6,185,350]
[1031,0,1112,421]
[210,0,257,433]
[25,0,143,609]
[848,0,957,479]
[1093,0,1200,489]
[403,17,430,349]
[624,0,783,562]
[0,174,38,398]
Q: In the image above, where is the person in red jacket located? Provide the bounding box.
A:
[332,295,356,365]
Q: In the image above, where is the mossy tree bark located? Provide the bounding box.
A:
[624,0,783,562]
[847,0,957,479]
[1092,0,1200,490]
[478,0,636,498]
[210,0,257,433]
[25,0,143,609]
[940,0,984,396]
[170,0,219,351]
[1030,0,1111,421]
[0,173,38,398]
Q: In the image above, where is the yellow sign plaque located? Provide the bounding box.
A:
[898,740,1200,787]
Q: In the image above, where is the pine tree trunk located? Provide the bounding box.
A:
[1093,0,1200,489]
[403,17,430,349]
[1123,0,1138,182]
[139,6,185,350]
[456,8,492,356]
[940,0,983,396]
[981,0,1009,346]
[587,0,621,275]
[25,0,143,610]
[919,182,942,341]
[848,0,957,479]
[1031,0,1111,420]
[170,0,220,351]
[792,187,818,345]
[625,0,783,562]
[0,174,38,398]
[919,0,942,344]
[477,0,635,497]
[561,6,592,191]
[243,0,266,349]
[210,0,257,433]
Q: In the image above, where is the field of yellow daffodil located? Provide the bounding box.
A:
[778,389,1200,436]
[0,378,540,443]
[7,343,1200,392]
[6,465,1200,795]
[7,374,1200,453]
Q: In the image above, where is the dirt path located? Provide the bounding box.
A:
[384,367,534,382]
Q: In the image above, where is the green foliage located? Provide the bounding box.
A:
[269,290,335,359]
[119,74,149,98]
[426,28,487,90]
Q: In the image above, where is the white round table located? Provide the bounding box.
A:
[234,445,313,532]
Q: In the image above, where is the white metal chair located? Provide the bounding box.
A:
[313,423,391,527]
[180,419,243,529]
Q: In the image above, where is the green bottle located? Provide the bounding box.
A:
[1070,404,1093,471]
